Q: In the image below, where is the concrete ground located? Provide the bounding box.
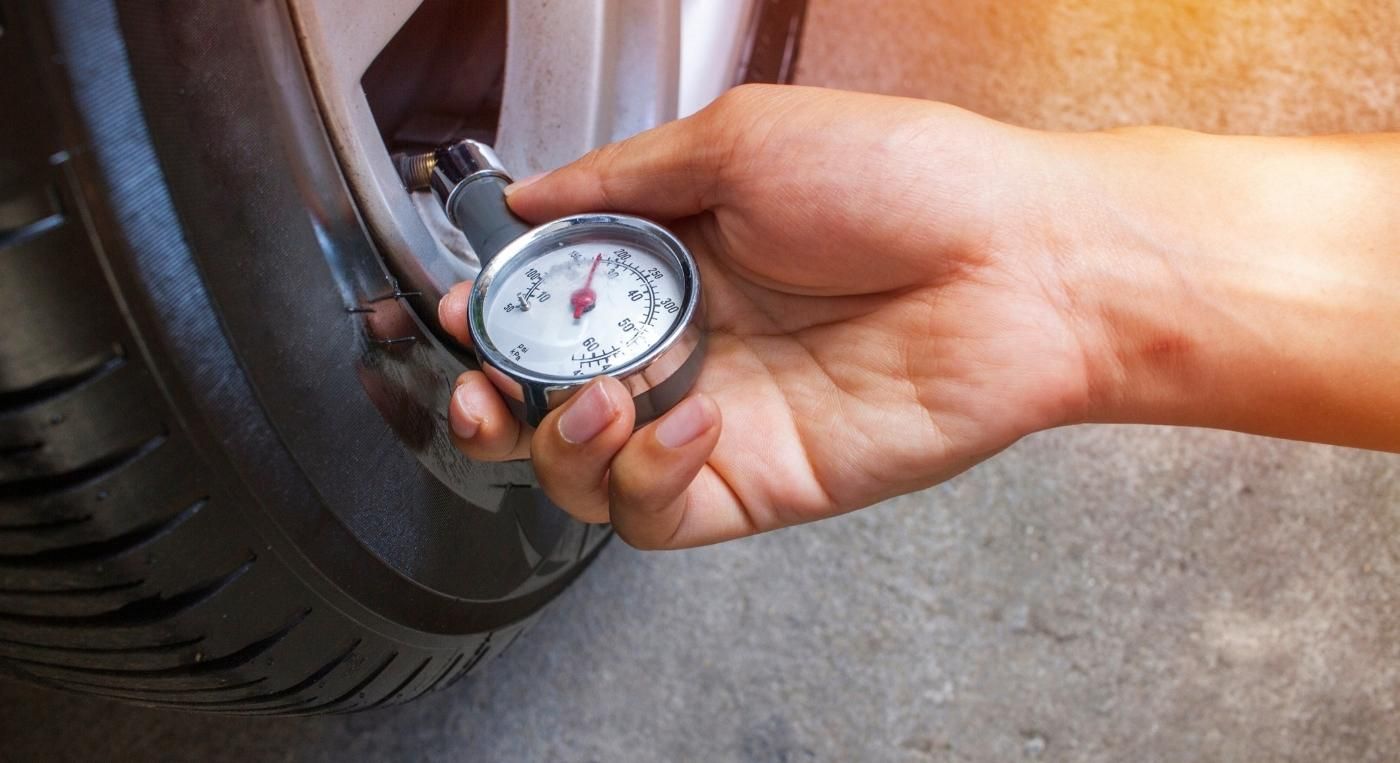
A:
[3,1,1398,760]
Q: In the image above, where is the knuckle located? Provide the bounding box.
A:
[612,521,664,551]
[454,441,493,462]
[474,423,527,461]
[576,145,610,174]
[532,439,591,485]
[577,141,626,181]
[608,469,692,550]
[462,442,509,463]
[706,84,780,135]
[700,86,786,191]
[536,469,608,523]
[533,456,573,494]
[607,467,657,511]
[711,82,772,114]
[481,441,518,461]
[700,92,744,139]
[585,144,627,210]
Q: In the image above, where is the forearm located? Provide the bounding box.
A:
[1059,128,1400,450]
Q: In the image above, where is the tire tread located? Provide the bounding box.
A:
[0,0,596,714]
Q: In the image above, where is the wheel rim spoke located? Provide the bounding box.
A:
[287,0,746,322]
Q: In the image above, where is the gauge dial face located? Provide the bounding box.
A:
[480,239,686,378]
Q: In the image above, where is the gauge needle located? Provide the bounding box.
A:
[569,254,602,319]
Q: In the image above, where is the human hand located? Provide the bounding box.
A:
[439,85,1099,548]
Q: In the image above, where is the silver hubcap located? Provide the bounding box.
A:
[286,0,757,320]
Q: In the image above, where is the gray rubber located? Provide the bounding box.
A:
[446,176,532,268]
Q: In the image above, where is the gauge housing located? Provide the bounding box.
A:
[467,214,705,425]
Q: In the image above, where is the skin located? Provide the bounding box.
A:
[438,85,1400,550]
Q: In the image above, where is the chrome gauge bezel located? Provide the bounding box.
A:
[467,213,704,423]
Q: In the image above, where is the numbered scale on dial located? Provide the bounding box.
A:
[399,139,704,426]
[466,211,703,425]
[469,214,703,425]
[485,242,687,378]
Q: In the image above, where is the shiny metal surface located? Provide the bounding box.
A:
[393,149,437,190]
[428,139,510,202]
[287,0,472,321]
[286,0,698,335]
[467,214,705,425]
[395,140,514,213]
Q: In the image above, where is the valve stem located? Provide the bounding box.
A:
[394,151,438,191]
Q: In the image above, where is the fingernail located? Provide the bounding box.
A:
[504,172,548,196]
[655,395,715,449]
[558,381,616,444]
[451,385,481,440]
[437,290,460,328]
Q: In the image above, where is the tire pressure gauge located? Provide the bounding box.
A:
[400,139,705,427]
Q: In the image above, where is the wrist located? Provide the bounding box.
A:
[1040,126,1229,427]
[1054,127,1400,448]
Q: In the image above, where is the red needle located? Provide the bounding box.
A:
[570,254,602,319]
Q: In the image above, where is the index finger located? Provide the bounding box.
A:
[503,93,742,223]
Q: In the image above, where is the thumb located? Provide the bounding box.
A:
[504,110,732,223]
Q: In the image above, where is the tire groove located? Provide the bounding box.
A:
[421,652,463,695]
[0,633,203,656]
[11,607,310,681]
[47,638,361,710]
[0,350,125,414]
[365,656,430,709]
[0,495,203,566]
[295,651,398,715]
[38,674,265,697]
[0,442,44,460]
[0,578,143,596]
[441,634,493,693]
[18,671,269,705]
[0,515,93,532]
[0,555,254,628]
[215,696,322,716]
[0,431,162,501]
